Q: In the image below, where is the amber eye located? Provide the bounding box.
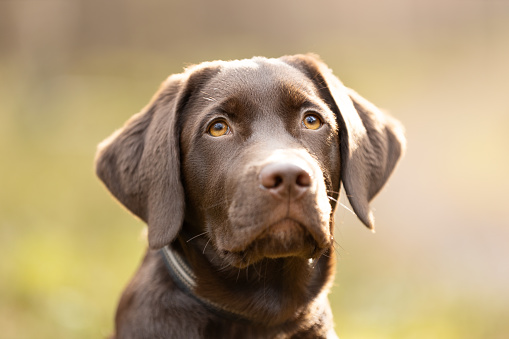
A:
[208,120,230,137]
[302,113,322,130]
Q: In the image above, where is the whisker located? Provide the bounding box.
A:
[202,238,211,254]
[245,260,250,280]
[204,198,229,211]
[263,260,268,305]
[333,239,341,249]
[330,239,344,259]
[236,268,241,283]
[236,252,248,283]
[328,195,355,216]
[218,262,231,272]
[332,199,355,216]
[186,231,209,243]
[252,261,262,280]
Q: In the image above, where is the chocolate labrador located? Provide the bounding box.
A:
[95,54,405,338]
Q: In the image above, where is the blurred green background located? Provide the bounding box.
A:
[1,0,508,338]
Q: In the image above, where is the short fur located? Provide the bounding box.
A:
[96,54,405,338]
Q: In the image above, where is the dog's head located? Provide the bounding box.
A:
[96,54,405,268]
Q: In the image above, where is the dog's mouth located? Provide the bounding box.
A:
[221,218,327,268]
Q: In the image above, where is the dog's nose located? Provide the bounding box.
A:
[259,162,312,200]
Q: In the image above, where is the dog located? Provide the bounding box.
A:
[95,54,405,338]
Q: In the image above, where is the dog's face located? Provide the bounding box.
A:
[179,59,340,267]
[95,54,405,268]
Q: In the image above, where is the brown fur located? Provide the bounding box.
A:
[95,54,405,338]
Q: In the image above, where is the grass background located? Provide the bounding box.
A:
[1,0,508,338]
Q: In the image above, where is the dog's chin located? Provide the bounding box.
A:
[222,219,325,269]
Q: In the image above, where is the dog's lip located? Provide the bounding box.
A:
[259,218,305,239]
[221,218,325,263]
[257,218,316,259]
[222,218,330,252]
[223,218,305,251]
[264,218,331,249]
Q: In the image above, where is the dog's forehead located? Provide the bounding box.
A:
[180,57,336,141]
[203,58,317,102]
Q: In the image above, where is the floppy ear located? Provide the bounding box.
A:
[95,74,186,249]
[341,87,406,229]
[281,54,406,230]
[95,64,220,248]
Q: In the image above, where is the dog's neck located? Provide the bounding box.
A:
[160,244,250,321]
[165,232,335,325]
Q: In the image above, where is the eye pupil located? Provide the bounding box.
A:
[208,120,229,136]
[303,114,322,130]
[213,122,224,131]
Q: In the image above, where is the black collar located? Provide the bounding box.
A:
[160,245,249,322]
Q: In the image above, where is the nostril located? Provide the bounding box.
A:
[261,171,283,189]
[273,175,283,188]
[259,162,313,195]
[296,172,311,187]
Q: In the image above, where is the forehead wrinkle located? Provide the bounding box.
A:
[219,96,256,116]
[278,82,314,110]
